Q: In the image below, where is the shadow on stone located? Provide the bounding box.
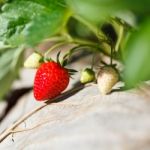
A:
[0,87,32,123]
[46,81,84,104]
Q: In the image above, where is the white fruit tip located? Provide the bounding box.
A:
[24,52,42,69]
[97,66,119,95]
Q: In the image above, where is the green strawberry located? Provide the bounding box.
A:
[80,68,95,84]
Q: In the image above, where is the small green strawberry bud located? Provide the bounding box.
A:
[80,68,95,84]
[24,52,42,69]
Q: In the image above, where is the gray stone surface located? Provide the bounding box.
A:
[0,84,150,150]
[0,53,150,150]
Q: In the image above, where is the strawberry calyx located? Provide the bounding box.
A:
[39,51,78,77]
[67,69,78,76]
[100,60,118,72]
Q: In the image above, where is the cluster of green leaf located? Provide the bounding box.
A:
[0,0,150,99]
[0,0,69,46]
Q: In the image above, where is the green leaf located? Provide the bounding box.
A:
[0,0,69,46]
[66,0,150,23]
[0,46,24,99]
[0,41,13,51]
[124,20,150,88]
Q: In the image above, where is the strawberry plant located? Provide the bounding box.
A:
[0,0,150,99]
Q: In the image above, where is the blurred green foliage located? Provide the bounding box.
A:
[0,0,68,46]
[66,0,150,23]
[0,0,150,98]
[124,20,150,88]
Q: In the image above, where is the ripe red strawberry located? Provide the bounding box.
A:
[34,61,70,101]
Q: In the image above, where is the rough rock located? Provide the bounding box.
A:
[0,84,150,150]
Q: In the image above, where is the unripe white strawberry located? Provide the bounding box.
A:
[80,68,95,84]
[97,66,119,95]
[24,52,42,69]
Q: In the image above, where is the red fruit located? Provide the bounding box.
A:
[34,61,69,101]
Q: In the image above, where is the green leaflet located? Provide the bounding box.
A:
[0,46,24,99]
[124,20,150,88]
[0,0,68,46]
[66,0,150,23]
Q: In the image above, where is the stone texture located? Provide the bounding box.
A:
[0,53,150,150]
[0,84,150,150]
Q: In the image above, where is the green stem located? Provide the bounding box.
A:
[72,38,97,46]
[60,9,73,42]
[91,54,95,70]
[44,37,107,59]
[110,47,112,65]
[110,45,115,65]
[61,29,73,42]
[64,44,102,64]
[72,39,104,53]
[44,37,103,59]
[44,42,67,57]
[44,36,66,43]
